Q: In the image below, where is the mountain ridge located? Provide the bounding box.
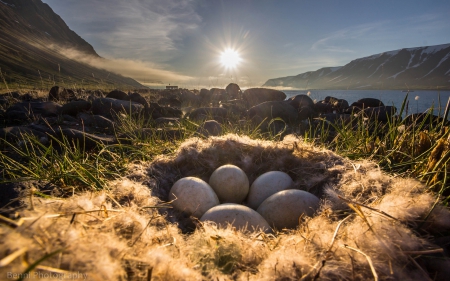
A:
[263,43,450,90]
[0,0,143,89]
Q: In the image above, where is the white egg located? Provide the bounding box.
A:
[257,189,320,230]
[209,164,249,203]
[169,177,220,218]
[246,171,294,209]
[200,203,272,233]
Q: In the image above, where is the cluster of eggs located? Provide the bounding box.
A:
[169,164,320,232]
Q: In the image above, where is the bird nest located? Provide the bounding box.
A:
[1,134,449,280]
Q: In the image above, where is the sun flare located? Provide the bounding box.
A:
[220,48,241,69]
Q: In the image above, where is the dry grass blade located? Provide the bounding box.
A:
[338,195,398,221]
[402,249,444,255]
[0,214,24,228]
[327,215,353,252]
[20,209,124,221]
[342,244,378,281]
[0,247,28,267]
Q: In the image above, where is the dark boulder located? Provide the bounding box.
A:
[0,126,48,143]
[106,89,129,100]
[188,107,228,121]
[61,100,91,116]
[57,129,119,150]
[243,88,286,107]
[403,113,449,127]
[78,113,115,131]
[48,86,75,101]
[298,106,316,121]
[287,94,314,109]
[180,90,200,106]
[6,101,62,123]
[199,88,211,105]
[197,120,222,137]
[317,113,353,125]
[314,101,334,113]
[91,98,143,119]
[355,98,385,108]
[143,103,183,120]
[225,83,242,99]
[154,117,180,127]
[126,92,148,107]
[210,88,227,106]
[247,101,298,123]
[361,106,397,122]
[157,97,182,108]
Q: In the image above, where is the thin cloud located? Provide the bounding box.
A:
[45,0,201,63]
[57,46,192,83]
[311,21,390,51]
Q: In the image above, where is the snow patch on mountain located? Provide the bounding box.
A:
[422,53,450,78]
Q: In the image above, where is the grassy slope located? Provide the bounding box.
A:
[0,0,143,91]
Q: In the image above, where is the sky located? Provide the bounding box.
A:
[41,0,450,88]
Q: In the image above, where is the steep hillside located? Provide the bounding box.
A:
[263,44,450,90]
[0,0,142,90]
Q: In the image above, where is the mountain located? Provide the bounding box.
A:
[263,44,450,90]
[0,0,142,89]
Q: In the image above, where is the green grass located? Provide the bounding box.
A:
[1,93,450,203]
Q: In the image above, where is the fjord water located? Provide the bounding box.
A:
[285,90,450,118]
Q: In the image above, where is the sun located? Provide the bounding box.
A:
[220,48,241,69]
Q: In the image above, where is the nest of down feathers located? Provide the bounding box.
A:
[1,134,450,280]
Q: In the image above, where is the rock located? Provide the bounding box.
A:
[247,101,298,123]
[318,113,353,125]
[200,203,272,233]
[180,90,200,106]
[257,190,320,229]
[91,98,143,119]
[332,99,349,112]
[143,103,183,120]
[57,129,118,150]
[0,126,48,143]
[403,113,449,127]
[154,117,180,127]
[298,106,316,121]
[267,119,287,135]
[60,100,91,116]
[48,86,74,101]
[106,89,128,100]
[362,106,397,122]
[199,88,211,105]
[356,98,385,108]
[157,97,181,108]
[169,177,219,218]
[78,113,115,131]
[243,88,286,107]
[197,120,222,137]
[6,101,62,123]
[209,165,249,203]
[342,106,362,114]
[126,92,148,107]
[188,107,228,121]
[314,101,333,114]
[287,94,314,109]
[210,88,227,106]
[225,83,241,99]
[157,128,184,140]
[246,171,294,209]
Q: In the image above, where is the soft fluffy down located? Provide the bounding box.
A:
[0,134,449,280]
